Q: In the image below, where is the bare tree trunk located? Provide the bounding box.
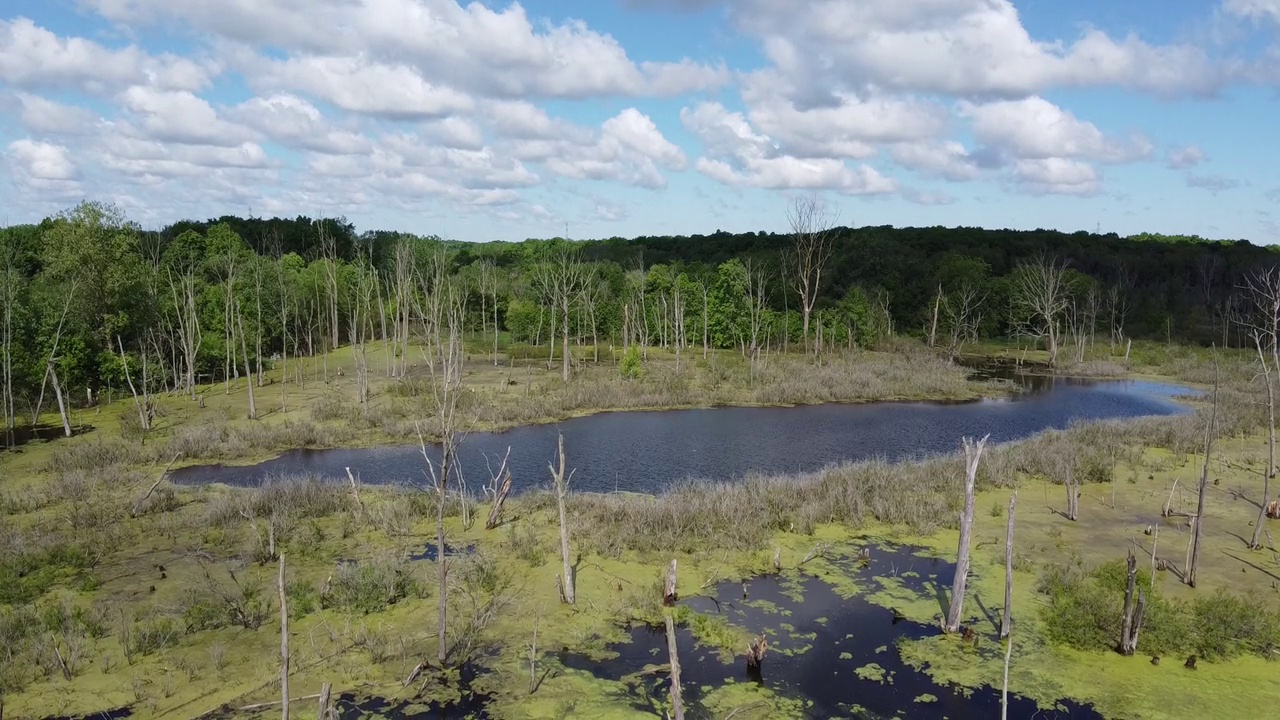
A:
[1001,492,1016,640]
[1187,361,1219,587]
[663,559,678,605]
[1119,550,1145,655]
[945,434,989,633]
[550,433,575,604]
[116,336,151,431]
[929,286,941,348]
[318,683,332,719]
[664,612,684,720]
[49,362,72,437]
[279,554,289,720]
[484,447,512,530]
[237,301,257,420]
[1001,634,1013,720]
[1253,331,1276,549]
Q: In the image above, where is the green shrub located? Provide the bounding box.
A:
[322,554,417,614]
[0,544,94,604]
[619,346,644,379]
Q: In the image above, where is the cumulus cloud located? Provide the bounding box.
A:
[1013,158,1101,196]
[1165,144,1207,169]
[727,0,1227,99]
[1225,0,1280,24]
[120,86,254,147]
[889,141,981,181]
[681,102,896,194]
[512,108,687,189]
[81,0,727,99]
[0,17,211,94]
[14,93,98,135]
[7,139,80,181]
[229,94,370,155]
[961,96,1151,163]
[250,55,474,120]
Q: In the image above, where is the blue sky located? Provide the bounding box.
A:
[1,1,1279,243]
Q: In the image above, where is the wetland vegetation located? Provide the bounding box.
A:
[2,203,1280,719]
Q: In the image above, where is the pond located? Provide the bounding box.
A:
[563,544,1100,719]
[170,374,1194,493]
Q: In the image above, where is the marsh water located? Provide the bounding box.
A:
[171,373,1193,492]
[564,544,1100,720]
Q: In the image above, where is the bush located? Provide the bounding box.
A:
[322,554,417,614]
[619,346,644,379]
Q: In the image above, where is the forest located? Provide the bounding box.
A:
[0,199,1274,433]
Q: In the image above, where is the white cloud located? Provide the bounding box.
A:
[1013,158,1100,195]
[903,189,958,206]
[229,94,370,154]
[595,202,628,222]
[420,117,485,150]
[96,131,275,183]
[511,108,687,189]
[681,102,896,194]
[251,55,474,120]
[0,18,211,94]
[1225,0,1280,24]
[121,86,253,146]
[725,0,1225,99]
[1166,144,1207,169]
[81,0,727,99]
[961,96,1151,163]
[6,139,80,181]
[890,141,980,181]
[15,93,98,135]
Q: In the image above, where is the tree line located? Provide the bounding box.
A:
[2,198,1279,437]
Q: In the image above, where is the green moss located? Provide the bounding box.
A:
[855,663,886,682]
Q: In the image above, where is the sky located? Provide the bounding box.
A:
[1,1,1279,243]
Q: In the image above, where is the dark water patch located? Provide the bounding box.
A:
[333,692,489,720]
[410,543,478,561]
[171,376,1193,492]
[2,424,95,451]
[43,707,132,720]
[564,544,1100,719]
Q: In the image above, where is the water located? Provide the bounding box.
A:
[563,544,1100,719]
[170,374,1194,492]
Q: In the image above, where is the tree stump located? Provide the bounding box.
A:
[746,634,768,669]
[663,559,678,606]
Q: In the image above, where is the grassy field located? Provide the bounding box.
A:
[2,338,1278,719]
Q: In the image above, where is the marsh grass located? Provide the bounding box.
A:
[322,553,418,614]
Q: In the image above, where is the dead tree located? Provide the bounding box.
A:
[1001,634,1013,720]
[1001,492,1017,640]
[318,683,333,719]
[784,193,839,354]
[1119,551,1146,655]
[116,336,152,431]
[664,612,684,720]
[483,447,513,530]
[535,247,588,382]
[549,432,576,604]
[1252,329,1276,549]
[1245,267,1280,546]
[945,434,990,634]
[234,298,257,420]
[1010,255,1071,366]
[663,559,678,605]
[1187,356,1219,588]
[746,634,768,669]
[1065,466,1080,522]
[278,554,289,720]
[47,360,72,437]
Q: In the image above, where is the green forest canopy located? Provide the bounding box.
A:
[0,201,1276,417]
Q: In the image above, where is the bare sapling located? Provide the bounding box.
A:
[483,447,513,530]
[278,553,289,720]
[116,336,152,431]
[945,434,990,634]
[549,432,576,604]
[1001,492,1017,640]
[1187,354,1219,588]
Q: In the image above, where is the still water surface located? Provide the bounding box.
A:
[171,374,1193,493]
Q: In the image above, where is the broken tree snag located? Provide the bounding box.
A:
[1268,500,1280,520]
[1065,466,1079,521]
[344,467,365,519]
[278,554,289,720]
[772,547,781,573]
[549,432,576,604]
[318,682,333,719]
[1001,491,1017,640]
[799,543,829,566]
[945,434,990,634]
[1119,551,1142,655]
[1188,367,1219,588]
[746,634,768,669]
[663,559,678,606]
[485,446,513,530]
[1162,478,1180,518]
[664,612,685,720]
